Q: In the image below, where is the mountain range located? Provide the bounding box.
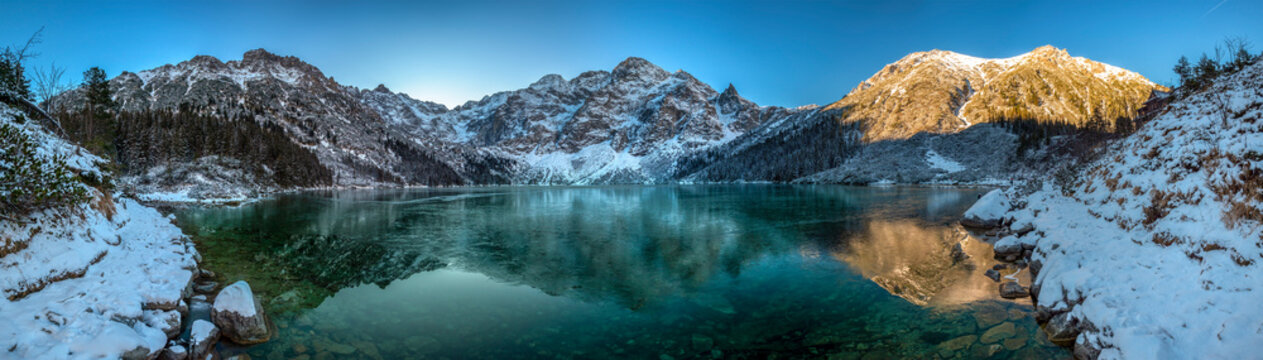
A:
[51,46,1165,199]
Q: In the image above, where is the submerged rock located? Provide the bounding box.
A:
[211,281,273,344]
[998,281,1029,299]
[980,322,1017,344]
[935,335,976,357]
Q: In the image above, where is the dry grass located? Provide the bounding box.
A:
[1143,190,1178,226]
[1152,231,1181,247]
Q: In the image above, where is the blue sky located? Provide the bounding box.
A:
[3,0,1261,107]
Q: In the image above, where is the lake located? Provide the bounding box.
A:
[172,185,1068,359]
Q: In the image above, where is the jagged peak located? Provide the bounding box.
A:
[721,83,739,98]
[242,48,285,63]
[670,69,701,83]
[235,48,326,82]
[373,84,392,93]
[612,56,668,82]
[529,74,567,91]
[187,55,225,68]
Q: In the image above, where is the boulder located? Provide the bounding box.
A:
[190,319,220,360]
[961,190,1009,229]
[973,302,1009,328]
[211,281,273,345]
[158,343,188,360]
[1043,313,1082,347]
[935,335,976,357]
[993,236,1024,260]
[120,345,156,360]
[999,281,1029,299]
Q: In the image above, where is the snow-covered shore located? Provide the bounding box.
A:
[0,104,199,359]
[964,60,1263,358]
[0,197,198,359]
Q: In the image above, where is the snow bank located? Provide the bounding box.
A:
[0,104,198,359]
[1006,61,1263,358]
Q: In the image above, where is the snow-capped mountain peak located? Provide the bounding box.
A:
[829,45,1163,141]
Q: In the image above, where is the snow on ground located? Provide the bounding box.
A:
[991,61,1263,358]
[0,104,198,359]
[925,148,965,173]
[134,188,253,205]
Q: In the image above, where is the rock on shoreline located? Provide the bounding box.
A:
[212,281,274,345]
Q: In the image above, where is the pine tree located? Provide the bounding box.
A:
[1173,56,1192,89]
[82,67,114,117]
[0,55,30,99]
[1194,54,1219,90]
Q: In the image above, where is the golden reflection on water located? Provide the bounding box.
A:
[832,220,1029,307]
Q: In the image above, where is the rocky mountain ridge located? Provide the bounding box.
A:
[52,46,1162,198]
[685,45,1164,184]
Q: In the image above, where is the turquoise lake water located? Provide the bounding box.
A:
[173,185,1068,359]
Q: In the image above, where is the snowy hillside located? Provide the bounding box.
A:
[0,103,198,359]
[679,46,1164,185]
[52,49,474,195]
[967,60,1263,358]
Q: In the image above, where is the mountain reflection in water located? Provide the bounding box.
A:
[176,185,1064,359]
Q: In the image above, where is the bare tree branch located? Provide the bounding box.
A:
[32,62,71,112]
[12,26,43,63]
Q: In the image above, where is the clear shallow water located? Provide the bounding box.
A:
[173,185,1068,359]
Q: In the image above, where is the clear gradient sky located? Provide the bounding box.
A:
[4,0,1261,108]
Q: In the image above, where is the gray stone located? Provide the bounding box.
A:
[984,269,1001,282]
[194,281,218,294]
[1044,312,1082,347]
[999,281,1029,299]
[158,343,188,360]
[994,243,1023,259]
[189,320,220,360]
[120,345,156,360]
